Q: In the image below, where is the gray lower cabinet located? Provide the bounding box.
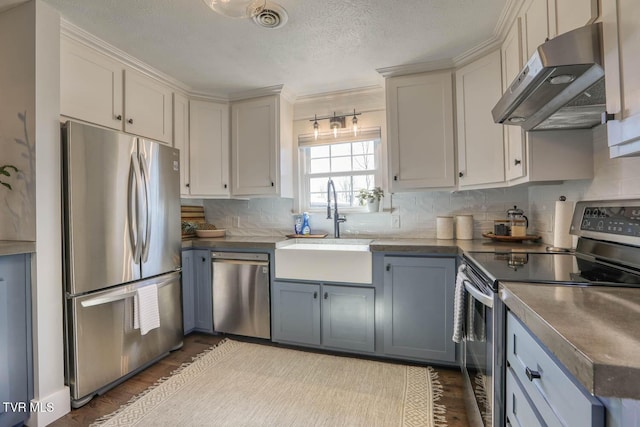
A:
[272,281,321,346]
[506,312,604,427]
[272,281,375,353]
[181,249,213,334]
[0,254,33,427]
[383,256,456,363]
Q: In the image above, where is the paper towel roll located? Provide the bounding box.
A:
[553,199,574,249]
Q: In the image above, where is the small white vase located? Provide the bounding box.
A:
[366,199,380,213]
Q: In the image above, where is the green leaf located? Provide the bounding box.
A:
[1,182,11,190]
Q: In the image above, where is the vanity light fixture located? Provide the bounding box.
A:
[310,110,362,140]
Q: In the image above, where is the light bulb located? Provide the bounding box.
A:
[332,123,338,138]
[313,116,319,140]
[352,114,358,136]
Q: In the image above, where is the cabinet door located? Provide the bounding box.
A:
[272,281,320,346]
[181,250,195,334]
[501,19,527,181]
[124,69,173,144]
[551,0,598,37]
[193,250,213,333]
[506,367,545,427]
[321,285,375,353]
[189,100,230,197]
[387,71,455,190]
[456,50,505,187]
[383,257,456,362]
[0,254,32,427]
[231,96,278,196]
[603,0,640,157]
[60,37,124,130]
[521,0,549,59]
[173,93,190,196]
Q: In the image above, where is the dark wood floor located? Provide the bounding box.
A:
[51,333,469,426]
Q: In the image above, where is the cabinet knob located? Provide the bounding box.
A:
[224,184,227,189]
[393,175,398,181]
[386,264,391,272]
[115,114,122,121]
[313,291,318,299]
[186,183,190,188]
[271,182,274,187]
[324,292,328,300]
[201,257,206,262]
[601,112,616,124]
[127,118,134,124]
[514,159,521,166]
[525,366,541,381]
[459,171,464,178]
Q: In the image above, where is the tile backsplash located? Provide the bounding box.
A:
[187,125,640,244]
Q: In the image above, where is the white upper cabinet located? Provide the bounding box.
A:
[386,71,455,191]
[124,69,173,144]
[501,18,527,181]
[189,99,230,197]
[60,37,123,130]
[521,0,550,58]
[456,50,505,188]
[173,93,190,195]
[602,0,640,157]
[60,36,173,144]
[549,0,598,38]
[231,94,293,197]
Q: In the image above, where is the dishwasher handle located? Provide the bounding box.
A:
[213,259,269,267]
[211,252,269,262]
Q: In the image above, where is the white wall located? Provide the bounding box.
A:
[0,1,70,425]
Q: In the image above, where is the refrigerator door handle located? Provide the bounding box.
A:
[80,273,179,308]
[139,152,152,263]
[129,152,143,262]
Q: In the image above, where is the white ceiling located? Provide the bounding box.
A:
[33,0,508,97]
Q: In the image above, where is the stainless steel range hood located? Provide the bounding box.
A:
[492,23,604,131]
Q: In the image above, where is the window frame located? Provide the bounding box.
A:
[299,136,383,213]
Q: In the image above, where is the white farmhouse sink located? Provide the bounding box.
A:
[275,239,372,284]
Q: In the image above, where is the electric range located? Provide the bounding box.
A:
[459,199,640,427]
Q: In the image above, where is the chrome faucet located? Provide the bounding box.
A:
[327,178,346,238]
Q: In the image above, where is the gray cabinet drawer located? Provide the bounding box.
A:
[506,367,544,427]
[506,312,604,427]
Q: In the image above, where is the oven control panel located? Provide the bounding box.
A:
[580,205,640,237]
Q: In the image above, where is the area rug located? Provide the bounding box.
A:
[92,339,447,427]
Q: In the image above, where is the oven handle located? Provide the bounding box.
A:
[464,279,494,308]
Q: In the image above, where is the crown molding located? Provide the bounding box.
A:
[60,18,191,93]
[295,85,383,103]
[228,84,286,102]
[452,36,502,68]
[376,58,455,79]
[293,86,385,121]
[188,92,229,103]
[494,0,524,40]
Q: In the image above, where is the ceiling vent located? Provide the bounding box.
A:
[253,3,288,29]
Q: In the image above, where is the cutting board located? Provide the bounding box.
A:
[181,205,205,238]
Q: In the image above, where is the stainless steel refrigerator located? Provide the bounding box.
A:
[61,121,183,407]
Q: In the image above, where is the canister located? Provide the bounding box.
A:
[456,215,474,240]
[436,216,454,239]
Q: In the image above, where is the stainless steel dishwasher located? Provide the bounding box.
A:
[211,252,271,339]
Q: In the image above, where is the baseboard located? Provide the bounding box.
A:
[25,386,71,427]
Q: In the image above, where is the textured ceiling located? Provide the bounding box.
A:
[41,0,507,97]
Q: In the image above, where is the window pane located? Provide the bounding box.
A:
[353,175,375,191]
[309,145,330,158]
[331,156,352,172]
[352,140,374,155]
[352,155,375,171]
[330,143,351,157]
[310,192,326,207]
[310,158,330,174]
[336,191,354,206]
[309,177,328,193]
[332,176,352,193]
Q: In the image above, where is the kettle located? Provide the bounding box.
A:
[507,205,528,237]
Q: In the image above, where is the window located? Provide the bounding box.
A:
[299,133,382,210]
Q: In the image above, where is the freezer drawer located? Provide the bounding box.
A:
[212,253,271,339]
[65,272,183,405]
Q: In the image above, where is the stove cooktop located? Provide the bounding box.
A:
[464,251,640,290]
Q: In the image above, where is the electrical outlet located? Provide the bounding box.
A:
[391,215,400,229]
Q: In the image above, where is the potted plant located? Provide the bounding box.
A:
[357,187,384,212]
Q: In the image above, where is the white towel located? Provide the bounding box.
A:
[134,284,160,335]
[452,264,467,343]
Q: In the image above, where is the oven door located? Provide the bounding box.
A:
[463,278,495,427]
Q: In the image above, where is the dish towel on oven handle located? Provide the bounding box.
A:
[452,264,467,343]
[134,284,161,335]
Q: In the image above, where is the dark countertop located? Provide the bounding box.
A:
[500,281,640,400]
[0,241,36,256]
[183,236,287,250]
